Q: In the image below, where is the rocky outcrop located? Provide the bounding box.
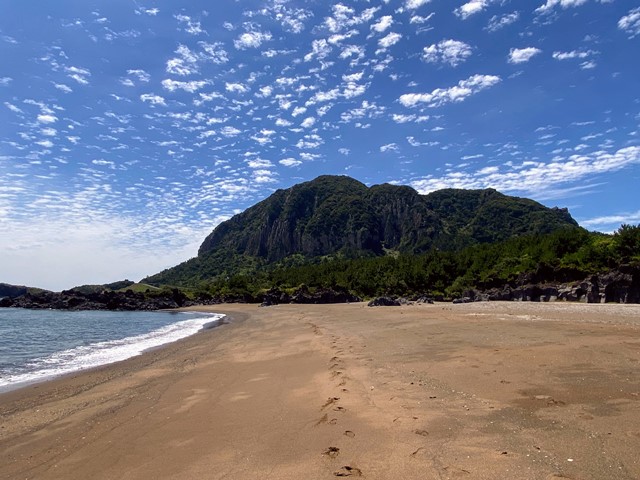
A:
[457,266,640,304]
[0,288,192,311]
[260,286,361,307]
[368,297,401,307]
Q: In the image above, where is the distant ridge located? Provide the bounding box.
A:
[144,175,578,286]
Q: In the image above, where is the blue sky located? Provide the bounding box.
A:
[1,0,639,290]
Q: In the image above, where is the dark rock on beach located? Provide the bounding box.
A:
[368,297,401,307]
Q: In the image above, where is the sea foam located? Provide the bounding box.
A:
[0,312,224,392]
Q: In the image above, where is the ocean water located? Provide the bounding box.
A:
[0,308,224,393]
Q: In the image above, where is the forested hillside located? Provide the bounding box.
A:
[144,175,578,287]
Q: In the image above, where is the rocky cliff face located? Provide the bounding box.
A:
[144,175,579,286]
[197,175,578,261]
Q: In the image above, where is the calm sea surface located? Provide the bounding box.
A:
[0,308,223,392]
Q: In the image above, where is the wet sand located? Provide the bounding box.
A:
[1,302,640,479]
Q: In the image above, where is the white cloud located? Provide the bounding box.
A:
[324,4,380,33]
[199,42,229,64]
[486,11,519,32]
[140,94,167,106]
[380,143,399,153]
[275,118,292,127]
[410,146,640,198]
[220,126,241,137]
[257,86,273,98]
[422,39,473,67]
[455,0,493,19]
[371,15,393,33]
[552,50,593,60]
[304,38,332,62]
[581,210,640,228]
[234,31,272,49]
[35,139,54,148]
[279,158,302,167]
[0,77,12,86]
[175,14,205,35]
[306,88,340,105]
[618,7,640,38]
[392,113,429,123]
[92,159,115,168]
[54,83,73,93]
[37,114,58,124]
[66,66,91,85]
[508,47,542,64]
[225,82,248,94]
[0,213,218,291]
[536,0,608,14]
[5,102,23,113]
[301,117,316,128]
[378,32,402,49]
[127,69,151,82]
[247,159,274,169]
[343,71,364,82]
[406,0,432,9]
[252,170,278,184]
[552,49,598,68]
[162,79,209,93]
[399,74,501,108]
[136,7,159,16]
[166,45,199,76]
[292,106,307,117]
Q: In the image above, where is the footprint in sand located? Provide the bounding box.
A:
[442,465,470,476]
[315,414,329,426]
[308,323,322,336]
[323,446,340,458]
[411,447,426,457]
[322,397,340,409]
[413,429,429,437]
[334,466,362,477]
[314,413,338,426]
[344,430,355,438]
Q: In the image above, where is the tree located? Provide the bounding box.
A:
[613,224,640,262]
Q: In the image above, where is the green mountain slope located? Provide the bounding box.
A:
[144,175,578,287]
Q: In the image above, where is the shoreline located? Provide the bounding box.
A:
[2,302,640,479]
[0,309,227,395]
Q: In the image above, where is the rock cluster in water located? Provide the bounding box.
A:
[0,289,192,311]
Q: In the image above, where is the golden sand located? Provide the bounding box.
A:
[1,302,640,479]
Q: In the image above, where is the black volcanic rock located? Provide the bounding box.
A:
[1,288,193,311]
[368,297,401,307]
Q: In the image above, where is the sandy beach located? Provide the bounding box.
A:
[1,302,640,480]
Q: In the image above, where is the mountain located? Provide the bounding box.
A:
[144,175,578,287]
